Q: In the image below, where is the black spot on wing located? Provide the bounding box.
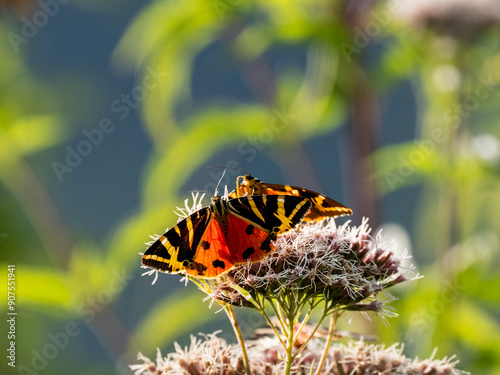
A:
[187,261,208,276]
[201,240,210,250]
[261,236,273,252]
[212,259,226,269]
[242,247,255,259]
[245,225,254,235]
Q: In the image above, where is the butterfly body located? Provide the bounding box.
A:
[229,174,353,221]
[142,195,311,278]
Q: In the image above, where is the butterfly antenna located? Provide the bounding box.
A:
[214,169,227,197]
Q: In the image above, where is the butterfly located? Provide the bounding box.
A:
[228,174,352,222]
[142,194,312,278]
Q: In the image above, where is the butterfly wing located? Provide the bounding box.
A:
[142,206,252,278]
[230,174,352,221]
[226,213,275,264]
[187,195,309,275]
[263,184,352,221]
[142,207,214,275]
[227,195,312,236]
[186,216,234,277]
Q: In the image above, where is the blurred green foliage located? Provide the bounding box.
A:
[1,0,500,374]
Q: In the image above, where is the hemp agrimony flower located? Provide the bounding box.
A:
[227,218,411,315]
[131,332,467,375]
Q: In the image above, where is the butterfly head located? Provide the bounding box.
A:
[210,195,229,216]
[236,174,262,194]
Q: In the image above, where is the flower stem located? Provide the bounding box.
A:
[284,310,296,375]
[314,312,337,375]
[256,298,287,350]
[293,311,328,359]
[276,298,289,333]
[293,304,314,342]
[224,305,251,375]
[270,298,289,337]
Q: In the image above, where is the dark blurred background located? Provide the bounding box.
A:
[1,0,499,374]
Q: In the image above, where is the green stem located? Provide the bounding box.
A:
[256,297,287,350]
[270,298,289,336]
[293,307,328,360]
[314,312,337,375]
[284,310,296,375]
[293,304,314,342]
[224,305,251,375]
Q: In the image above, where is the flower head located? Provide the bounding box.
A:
[226,218,415,316]
[130,331,467,375]
[130,332,245,375]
